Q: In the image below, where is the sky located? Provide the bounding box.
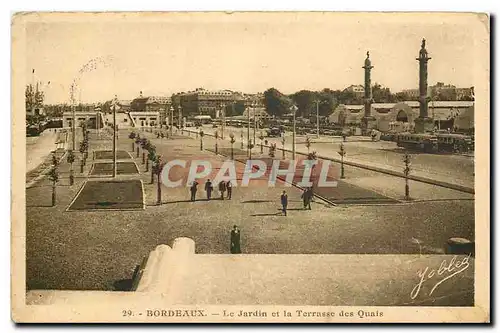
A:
[24,12,481,104]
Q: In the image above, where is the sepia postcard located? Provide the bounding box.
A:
[11,12,490,323]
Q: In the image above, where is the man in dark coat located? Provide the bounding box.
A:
[280,190,288,216]
[190,180,199,201]
[218,181,226,200]
[301,187,312,210]
[230,225,241,254]
[226,180,232,199]
[205,179,213,200]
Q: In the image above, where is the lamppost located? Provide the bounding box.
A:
[169,106,174,137]
[214,130,219,155]
[281,134,286,159]
[240,130,244,149]
[338,142,346,179]
[220,103,226,139]
[314,100,320,139]
[290,104,298,160]
[178,105,183,130]
[252,101,257,154]
[199,129,204,150]
[246,104,251,157]
[70,82,77,151]
[229,132,235,160]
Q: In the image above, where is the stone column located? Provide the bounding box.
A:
[361,51,377,134]
[414,39,434,133]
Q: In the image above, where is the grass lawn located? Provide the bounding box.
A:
[68,179,144,211]
[94,150,132,160]
[90,162,139,175]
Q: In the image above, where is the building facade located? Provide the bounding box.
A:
[329,101,474,132]
[130,93,171,126]
[172,88,246,118]
[343,84,365,98]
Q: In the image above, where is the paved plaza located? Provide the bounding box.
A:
[195,125,475,189]
[25,129,474,290]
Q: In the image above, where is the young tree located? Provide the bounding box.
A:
[79,141,87,167]
[269,142,277,158]
[152,156,165,205]
[146,144,156,173]
[140,138,149,164]
[281,135,286,159]
[48,166,59,207]
[403,153,411,200]
[259,132,265,154]
[66,150,75,185]
[240,130,244,149]
[248,141,254,159]
[52,152,59,168]
[214,130,219,155]
[128,132,136,152]
[307,150,318,184]
[135,135,141,157]
[305,135,312,154]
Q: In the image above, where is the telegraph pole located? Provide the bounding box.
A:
[170,106,174,137]
[315,100,320,138]
[71,86,76,151]
[253,103,257,152]
[112,95,117,178]
[178,105,182,129]
[247,104,251,158]
[291,104,298,160]
[221,103,225,139]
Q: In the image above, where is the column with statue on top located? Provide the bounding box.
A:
[361,51,377,135]
[414,38,435,133]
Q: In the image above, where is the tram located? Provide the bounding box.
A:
[395,132,438,153]
[435,132,473,153]
[394,131,473,153]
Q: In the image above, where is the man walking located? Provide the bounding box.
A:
[190,180,199,201]
[205,179,213,201]
[218,181,226,200]
[301,187,312,210]
[280,190,288,216]
[230,225,241,254]
[226,180,232,200]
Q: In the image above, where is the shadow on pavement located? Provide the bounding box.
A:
[250,212,281,217]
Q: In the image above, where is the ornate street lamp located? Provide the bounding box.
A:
[229,132,235,160]
[338,142,346,179]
